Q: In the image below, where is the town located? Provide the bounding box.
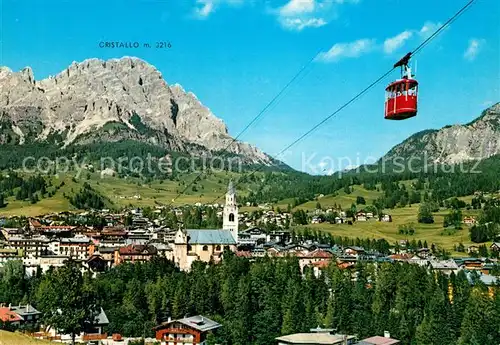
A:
[0,182,498,344]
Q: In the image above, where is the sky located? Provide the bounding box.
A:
[1,0,499,174]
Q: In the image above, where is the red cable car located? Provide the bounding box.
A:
[385,52,418,120]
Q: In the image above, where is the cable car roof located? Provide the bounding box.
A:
[385,78,418,90]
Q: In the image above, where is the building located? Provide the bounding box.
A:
[463,216,477,226]
[58,237,91,260]
[356,333,400,345]
[222,180,239,243]
[154,315,221,345]
[8,236,50,258]
[490,242,500,252]
[171,182,238,271]
[276,329,356,345]
[0,304,41,327]
[114,244,157,266]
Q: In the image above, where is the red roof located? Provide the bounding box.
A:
[310,259,331,269]
[0,307,23,322]
[29,219,42,227]
[236,251,252,258]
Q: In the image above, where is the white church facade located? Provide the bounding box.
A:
[171,181,239,271]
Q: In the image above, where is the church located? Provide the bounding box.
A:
[171,181,239,271]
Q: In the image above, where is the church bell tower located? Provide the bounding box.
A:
[223,180,238,243]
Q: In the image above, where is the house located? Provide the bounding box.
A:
[311,216,323,224]
[429,260,459,275]
[276,330,356,345]
[154,315,221,344]
[114,244,157,266]
[0,304,41,327]
[298,249,334,271]
[356,332,400,344]
[467,245,479,254]
[345,246,365,257]
[380,214,392,222]
[490,242,500,252]
[463,216,477,226]
[356,212,367,222]
[45,308,109,342]
[366,212,374,219]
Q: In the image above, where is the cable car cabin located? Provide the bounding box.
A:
[384,79,418,120]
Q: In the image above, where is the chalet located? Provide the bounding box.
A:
[334,216,344,224]
[356,212,367,222]
[380,214,392,222]
[463,216,477,226]
[366,212,374,219]
[87,253,110,272]
[467,245,479,254]
[0,304,41,326]
[238,227,267,247]
[490,242,500,252]
[417,248,431,258]
[298,249,334,271]
[45,308,109,343]
[457,258,484,270]
[344,246,365,257]
[154,315,222,344]
[311,216,323,224]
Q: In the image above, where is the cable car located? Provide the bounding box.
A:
[385,52,418,120]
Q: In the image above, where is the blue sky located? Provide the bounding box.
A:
[1,0,499,173]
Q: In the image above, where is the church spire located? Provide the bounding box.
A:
[228,179,235,195]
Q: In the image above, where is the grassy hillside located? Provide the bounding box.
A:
[0,331,55,345]
[293,185,383,210]
[300,204,484,253]
[0,171,248,217]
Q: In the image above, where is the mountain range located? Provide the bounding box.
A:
[0,56,499,171]
[0,57,271,165]
[382,102,500,164]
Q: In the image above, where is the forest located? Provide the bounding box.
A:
[1,254,498,345]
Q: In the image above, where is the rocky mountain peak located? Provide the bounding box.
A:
[383,102,500,164]
[0,57,272,165]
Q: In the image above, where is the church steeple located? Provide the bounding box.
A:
[223,180,238,243]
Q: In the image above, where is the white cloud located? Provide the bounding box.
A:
[316,39,376,62]
[464,38,484,61]
[282,17,327,31]
[275,0,358,31]
[279,0,316,16]
[418,21,442,39]
[193,0,244,19]
[195,0,215,18]
[383,30,413,54]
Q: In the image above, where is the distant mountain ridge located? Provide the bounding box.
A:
[382,102,500,164]
[0,57,273,165]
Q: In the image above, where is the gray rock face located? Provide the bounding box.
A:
[383,103,500,164]
[0,57,272,164]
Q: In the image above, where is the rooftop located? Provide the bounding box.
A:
[276,333,355,344]
[357,336,400,345]
[187,229,236,245]
[155,315,221,332]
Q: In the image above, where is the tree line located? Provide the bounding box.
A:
[1,254,498,345]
